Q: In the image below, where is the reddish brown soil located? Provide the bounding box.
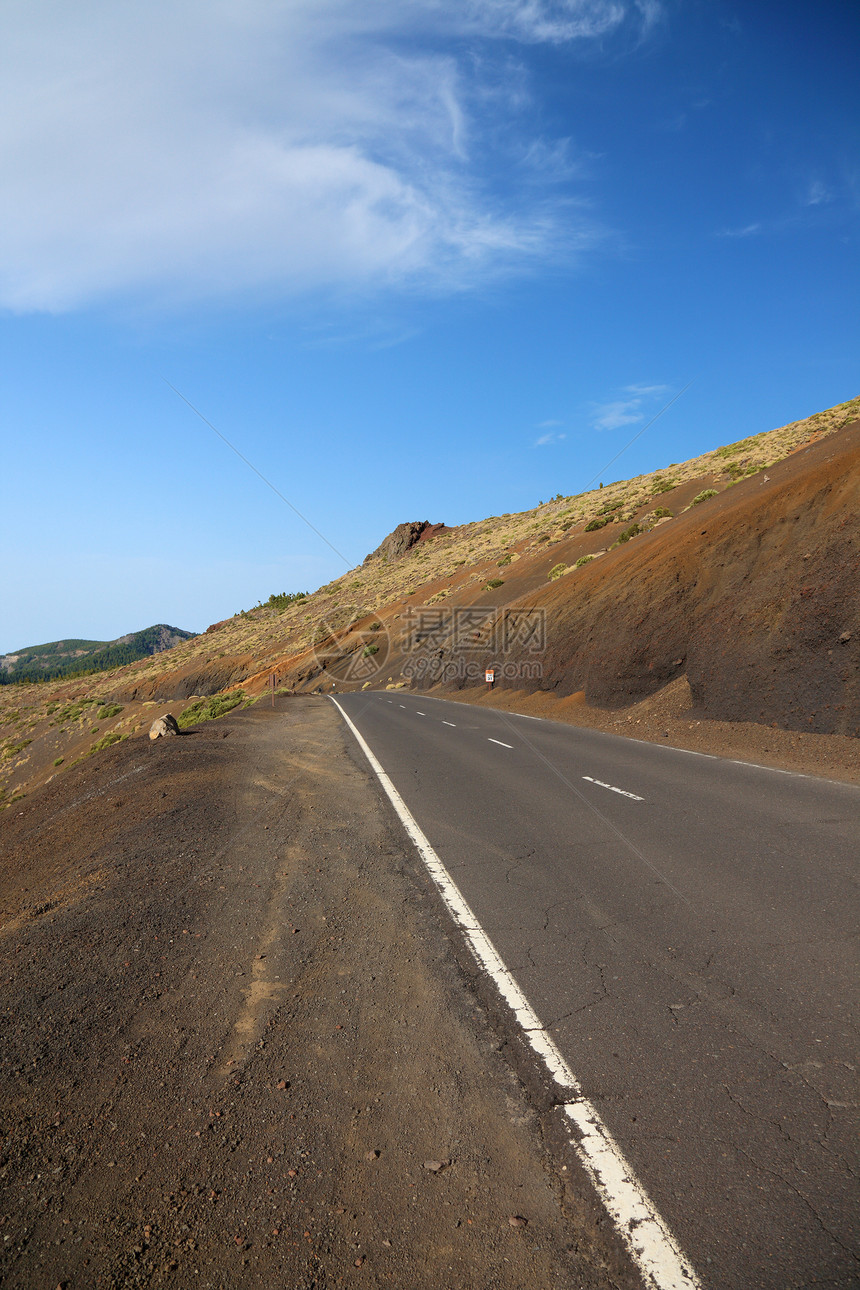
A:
[433,421,860,737]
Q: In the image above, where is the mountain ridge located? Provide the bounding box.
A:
[0,624,197,685]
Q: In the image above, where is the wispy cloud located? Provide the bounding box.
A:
[804,179,831,207]
[717,222,763,239]
[0,0,655,313]
[535,430,566,445]
[590,382,670,431]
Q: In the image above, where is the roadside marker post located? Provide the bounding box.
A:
[270,672,276,707]
[485,668,495,691]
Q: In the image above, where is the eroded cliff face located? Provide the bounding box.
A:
[497,423,859,735]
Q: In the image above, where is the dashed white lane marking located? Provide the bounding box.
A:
[399,704,406,709]
[416,711,426,716]
[442,721,457,727]
[332,697,700,1290]
[488,738,513,749]
[582,775,644,802]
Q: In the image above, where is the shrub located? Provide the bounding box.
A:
[653,507,674,519]
[96,703,123,720]
[652,477,676,493]
[599,500,623,515]
[585,515,611,532]
[497,554,513,566]
[575,555,594,568]
[261,590,308,610]
[53,757,64,766]
[362,644,379,657]
[3,739,32,760]
[90,731,126,753]
[548,564,567,580]
[178,690,246,729]
[485,579,505,589]
[690,489,718,506]
[618,523,641,543]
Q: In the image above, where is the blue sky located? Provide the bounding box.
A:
[2,0,857,652]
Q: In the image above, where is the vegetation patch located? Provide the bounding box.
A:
[362,644,379,658]
[652,476,676,493]
[575,555,595,568]
[96,703,123,720]
[585,515,612,532]
[690,489,719,506]
[2,739,32,760]
[90,731,127,753]
[652,507,674,519]
[485,579,505,590]
[178,691,246,729]
[712,434,764,460]
[548,564,568,580]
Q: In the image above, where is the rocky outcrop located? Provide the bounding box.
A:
[365,522,432,562]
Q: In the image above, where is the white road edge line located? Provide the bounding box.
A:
[582,775,645,802]
[488,737,514,749]
[416,711,426,716]
[331,697,701,1290]
[442,721,457,727]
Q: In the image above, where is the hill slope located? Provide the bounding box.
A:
[0,624,197,685]
[0,393,857,805]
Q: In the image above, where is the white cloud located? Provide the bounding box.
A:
[804,179,831,207]
[535,430,566,445]
[537,418,563,426]
[590,381,669,431]
[716,222,763,239]
[0,0,654,313]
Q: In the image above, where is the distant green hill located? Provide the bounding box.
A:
[0,624,197,685]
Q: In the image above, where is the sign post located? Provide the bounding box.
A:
[270,672,276,707]
[485,668,495,691]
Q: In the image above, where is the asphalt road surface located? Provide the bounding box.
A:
[334,690,860,1290]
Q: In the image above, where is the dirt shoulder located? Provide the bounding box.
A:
[0,698,631,1290]
[432,676,860,786]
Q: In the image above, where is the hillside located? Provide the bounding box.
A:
[1,393,858,807]
[0,624,197,685]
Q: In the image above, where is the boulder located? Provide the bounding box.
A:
[149,714,180,740]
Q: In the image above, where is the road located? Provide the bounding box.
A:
[334,690,860,1290]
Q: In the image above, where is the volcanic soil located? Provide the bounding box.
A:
[0,698,636,1290]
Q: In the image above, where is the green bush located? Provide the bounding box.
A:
[575,555,594,568]
[362,643,379,657]
[90,731,126,753]
[96,703,123,720]
[618,523,641,543]
[485,579,505,589]
[585,515,611,532]
[653,507,674,519]
[497,554,513,566]
[652,477,676,493]
[53,756,64,766]
[178,690,246,729]
[691,489,718,506]
[548,564,567,580]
